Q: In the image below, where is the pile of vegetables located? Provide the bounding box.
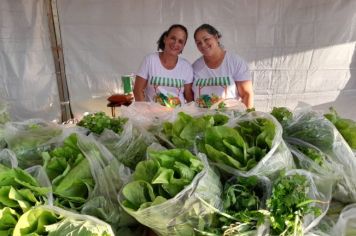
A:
[0,164,49,235]
[77,112,127,135]
[160,112,229,150]
[0,105,356,236]
[324,107,356,149]
[119,148,222,235]
[199,116,275,171]
[267,173,322,235]
[121,149,204,210]
[198,175,267,235]
[42,133,94,210]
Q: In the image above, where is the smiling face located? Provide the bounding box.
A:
[163,27,187,56]
[194,29,220,57]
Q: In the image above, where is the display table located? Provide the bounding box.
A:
[107,94,133,117]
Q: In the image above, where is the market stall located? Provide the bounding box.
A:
[1,0,356,235]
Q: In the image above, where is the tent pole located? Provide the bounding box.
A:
[46,0,73,122]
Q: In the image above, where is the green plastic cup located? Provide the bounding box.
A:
[121,75,133,94]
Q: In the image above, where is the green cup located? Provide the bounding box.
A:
[121,75,133,94]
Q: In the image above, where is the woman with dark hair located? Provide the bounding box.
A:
[192,24,254,108]
[133,24,194,107]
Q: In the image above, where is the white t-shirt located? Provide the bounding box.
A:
[136,52,193,107]
[192,51,251,108]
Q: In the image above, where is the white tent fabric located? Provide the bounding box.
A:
[0,0,61,121]
[1,0,355,121]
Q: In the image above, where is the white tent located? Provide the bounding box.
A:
[1,0,355,122]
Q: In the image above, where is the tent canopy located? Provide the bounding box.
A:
[1,0,355,122]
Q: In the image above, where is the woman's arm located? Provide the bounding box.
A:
[184,83,194,103]
[236,80,254,109]
[133,76,148,101]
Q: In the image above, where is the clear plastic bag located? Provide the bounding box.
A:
[213,111,295,179]
[98,120,157,169]
[195,173,272,236]
[286,138,341,184]
[331,203,356,236]
[0,148,18,168]
[13,205,115,236]
[26,165,53,206]
[77,133,137,233]
[4,119,63,168]
[0,100,10,124]
[283,105,356,203]
[118,153,222,236]
[119,102,173,130]
[269,169,333,235]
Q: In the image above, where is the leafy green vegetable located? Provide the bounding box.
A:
[13,206,114,236]
[267,173,322,235]
[42,134,94,210]
[236,118,275,150]
[284,110,335,151]
[161,112,229,150]
[0,164,50,235]
[200,117,276,171]
[4,121,62,168]
[122,181,156,211]
[324,107,356,149]
[291,143,325,166]
[121,149,203,211]
[196,176,267,236]
[43,133,83,181]
[270,107,293,127]
[53,158,93,207]
[0,165,49,212]
[77,112,127,135]
[0,207,19,235]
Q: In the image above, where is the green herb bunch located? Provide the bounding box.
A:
[294,145,325,166]
[270,107,293,127]
[200,176,266,236]
[267,174,322,236]
[77,112,127,135]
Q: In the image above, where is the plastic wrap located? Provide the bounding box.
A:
[0,148,18,168]
[213,111,294,179]
[3,119,63,168]
[13,205,115,236]
[26,165,53,206]
[284,106,356,203]
[118,152,222,236]
[119,102,173,130]
[331,203,356,236]
[287,138,341,184]
[196,174,271,236]
[98,120,157,169]
[77,133,137,233]
[269,169,333,235]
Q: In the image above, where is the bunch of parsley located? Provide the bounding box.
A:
[77,112,127,135]
[267,174,322,236]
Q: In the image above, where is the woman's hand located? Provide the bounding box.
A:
[236,80,254,109]
[133,76,148,101]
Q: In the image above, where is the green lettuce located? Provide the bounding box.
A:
[13,206,114,236]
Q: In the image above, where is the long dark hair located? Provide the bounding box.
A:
[157,24,188,51]
[194,24,222,40]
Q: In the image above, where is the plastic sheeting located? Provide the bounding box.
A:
[1,0,356,121]
[0,0,61,121]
